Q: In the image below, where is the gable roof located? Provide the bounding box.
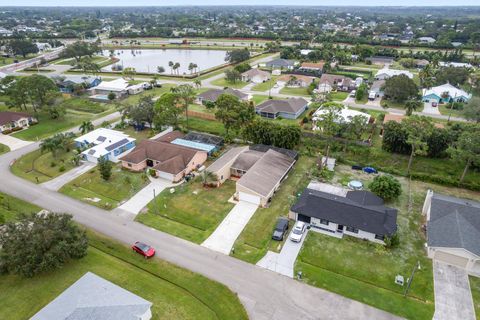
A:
[241,68,270,78]
[31,272,152,320]
[237,149,296,198]
[291,189,398,236]
[319,74,353,87]
[277,74,315,84]
[256,98,308,115]
[231,150,264,171]
[375,69,413,79]
[120,140,203,174]
[427,193,480,256]
[265,58,295,67]
[197,88,248,102]
[422,83,471,99]
[0,111,32,126]
[91,78,130,92]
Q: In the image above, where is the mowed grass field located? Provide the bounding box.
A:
[0,143,9,155]
[0,192,41,223]
[0,231,248,320]
[136,179,236,243]
[60,165,149,210]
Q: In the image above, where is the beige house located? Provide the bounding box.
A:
[207,145,297,207]
[121,139,207,182]
[0,111,36,133]
[423,190,480,276]
[276,74,315,88]
[241,68,271,83]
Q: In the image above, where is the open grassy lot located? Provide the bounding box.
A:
[181,117,225,135]
[231,156,316,263]
[11,110,96,141]
[252,95,271,104]
[59,164,149,210]
[11,147,77,184]
[280,86,310,96]
[122,84,175,104]
[329,91,349,101]
[0,231,248,320]
[295,164,480,320]
[136,179,236,243]
[380,98,406,110]
[188,103,215,114]
[121,126,155,142]
[470,276,480,319]
[211,78,248,89]
[60,98,109,114]
[251,77,278,92]
[0,54,38,66]
[0,192,41,223]
[438,104,465,118]
[0,143,9,155]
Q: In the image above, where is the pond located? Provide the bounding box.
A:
[102,49,228,75]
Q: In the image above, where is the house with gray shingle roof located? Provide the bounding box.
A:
[423,190,480,275]
[31,272,153,320]
[255,98,309,119]
[197,88,249,104]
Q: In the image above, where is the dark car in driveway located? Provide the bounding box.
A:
[132,241,155,258]
[272,217,289,241]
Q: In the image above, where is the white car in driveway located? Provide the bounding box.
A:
[290,221,307,242]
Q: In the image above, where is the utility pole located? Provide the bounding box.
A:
[404,261,420,297]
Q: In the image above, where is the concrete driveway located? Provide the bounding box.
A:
[0,134,33,151]
[116,177,172,216]
[423,102,441,115]
[202,201,258,254]
[433,261,476,320]
[41,162,96,191]
[257,228,308,278]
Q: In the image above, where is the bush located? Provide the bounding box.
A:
[59,166,65,172]
[384,233,400,248]
[50,162,56,167]
[369,175,402,201]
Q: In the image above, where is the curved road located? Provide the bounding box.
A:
[0,130,399,320]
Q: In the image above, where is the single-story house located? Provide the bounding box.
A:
[35,42,52,51]
[381,113,444,135]
[207,145,297,207]
[290,188,398,244]
[312,106,371,130]
[365,56,395,66]
[439,61,473,69]
[415,59,430,68]
[418,36,436,44]
[168,131,224,155]
[127,82,152,95]
[241,68,271,83]
[197,88,250,104]
[422,83,472,103]
[276,74,315,88]
[31,272,152,320]
[374,68,413,80]
[318,74,355,92]
[88,78,134,99]
[121,139,207,182]
[0,111,37,134]
[255,98,309,119]
[53,75,101,93]
[368,80,386,100]
[423,190,480,276]
[298,62,326,72]
[265,58,296,70]
[74,128,136,163]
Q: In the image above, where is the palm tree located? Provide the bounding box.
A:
[173,62,180,75]
[188,63,195,75]
[168,61,174,74]
[201,170,218,187]
[157,66,165,74]
[193,63,198,75]
[405,100,422,116]
[79,121,94,134]
[193,79,201,89]
[171,84,195,129]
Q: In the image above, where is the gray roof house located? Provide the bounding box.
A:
[423,190,480,275]
[197,88,249,103]
[265,58,296,70]
[255,98,309,119]
[31,272,153,320]
[290,188,398,244]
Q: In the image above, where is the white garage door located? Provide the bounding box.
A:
[157,171,174,181]
[239,192,261,205]
[435,251,469,268]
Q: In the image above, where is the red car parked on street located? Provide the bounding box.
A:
[132,241,155,258]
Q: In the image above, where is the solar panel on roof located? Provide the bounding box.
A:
[105,138,130,151]
[88,149,96,155]
[97,136,107,142]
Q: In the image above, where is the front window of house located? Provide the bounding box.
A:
[346,226,359,233]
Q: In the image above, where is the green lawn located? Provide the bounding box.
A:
[0,143,9,155]
[279,87,310,96]
[252,95,271,104]
[122,84,175,104]
[329,91,349,101]
[11,110,94,141]
[121,127,155,142]
[181,117,225,135]
[0,231,247,320]
[211,78,248,89]
[0,192,41,223]
[60,98,109,114]
[251,77,278,92]
[136,179,236,243]
[231,156,316,263]
[438,104,465,118]
[11,148,78,184]
[380,98,406,110]
[0,54,38,66]
[294,164,480,320]
[188,103,215,114]
[59,165,149,210]
[470,276,480,319]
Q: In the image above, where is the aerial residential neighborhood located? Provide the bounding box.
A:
[0,3,480,320]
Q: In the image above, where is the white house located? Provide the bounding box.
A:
[312,105,371,130]
[290,188,398,245]
[241,68,271,83]
[422,83,472,103]
[423,190,480,276]
[417,36,436,44]
[89,78,131,99]
[374,68,413,80]
[439,61,474,69]
[74,128,136,163]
